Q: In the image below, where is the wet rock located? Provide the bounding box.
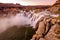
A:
[31,17,60,40]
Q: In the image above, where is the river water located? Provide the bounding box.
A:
[0,10,59,33]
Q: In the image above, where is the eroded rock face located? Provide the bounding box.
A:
[47,0,60,13]
[31,17,60,40]
[45,24,60,40]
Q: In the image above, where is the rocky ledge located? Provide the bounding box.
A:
[31,17,60,40]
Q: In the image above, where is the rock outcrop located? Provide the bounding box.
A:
[31,17,60,40]
[0,3,22,17]
[47,0,60,20]
[47,0,60,13]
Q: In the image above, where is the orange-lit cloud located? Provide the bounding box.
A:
[0,0,57,6]
[17,0,57,6]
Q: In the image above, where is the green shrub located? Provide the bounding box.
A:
[0,25,35,40]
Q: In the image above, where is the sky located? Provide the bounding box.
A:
[0,0,57,6]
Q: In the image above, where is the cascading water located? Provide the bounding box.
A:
[0,10,59,33]
[18,10,59,28]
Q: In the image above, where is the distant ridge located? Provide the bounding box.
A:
[0,3,22,8]
[53,0,60,6]
[0,3,51,9]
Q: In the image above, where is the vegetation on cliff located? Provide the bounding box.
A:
[0,25,35,40]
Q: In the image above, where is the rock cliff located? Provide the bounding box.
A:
[31,17,60,40]
[47,0,60,19]
[47,0,60,13]
[31,1,60,39]
[0,3,21,17]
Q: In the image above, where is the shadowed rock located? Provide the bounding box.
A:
[31,17,60,40]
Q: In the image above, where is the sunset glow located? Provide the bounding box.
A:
[0,0,57,6]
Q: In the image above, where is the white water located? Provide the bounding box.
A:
[0,10,59,33]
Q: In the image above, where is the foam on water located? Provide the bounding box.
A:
[0,10,59,33]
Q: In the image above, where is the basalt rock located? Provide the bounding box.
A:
[31,17,60,40]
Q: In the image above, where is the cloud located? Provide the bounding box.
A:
[0,0,57,5]
[16,0,57,5]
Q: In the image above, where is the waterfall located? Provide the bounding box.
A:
[15,10,59,28]
[0,10,59,33]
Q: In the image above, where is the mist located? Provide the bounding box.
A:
[0,10,59,33]
[0,14,31,33]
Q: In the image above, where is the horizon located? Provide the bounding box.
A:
[0,0,57,6]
